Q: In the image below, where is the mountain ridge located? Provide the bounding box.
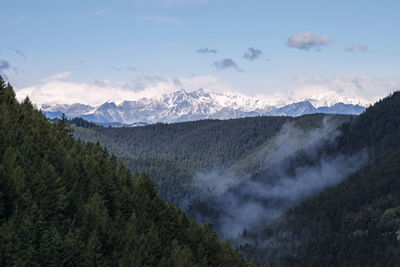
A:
[41,88,366,124]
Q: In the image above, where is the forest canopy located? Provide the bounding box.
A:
[0,76,257,266]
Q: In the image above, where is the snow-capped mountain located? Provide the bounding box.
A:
[41,88,366,125]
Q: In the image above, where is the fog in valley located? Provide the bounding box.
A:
[187,118,368,240]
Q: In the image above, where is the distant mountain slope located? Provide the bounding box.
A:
[72,114,352,205]
[42,88,366,124]
[240,91,400,266]
[73,116,291,171]
[72,116,292,204]
[0,77,255,266]
[68,90,400,267]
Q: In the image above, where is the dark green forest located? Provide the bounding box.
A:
[4,71,400,266]
[0,76,258,266]
[72,116,294,205]
[240,92,400,266]
[72,114,352,205]
[71,91,400,266]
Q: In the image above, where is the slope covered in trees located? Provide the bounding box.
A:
[240,92,400,266]
[0,76,255,266]
[74,93,400,267]
[72,114,352,205]
[65,85,400,267]
[72,116,293,171]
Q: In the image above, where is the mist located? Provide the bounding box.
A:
[187,118,368,240]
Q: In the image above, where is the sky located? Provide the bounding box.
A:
[0,0,399,106]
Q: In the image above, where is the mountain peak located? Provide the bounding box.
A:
[305,91,371,108]
[197,88,208,94]
[41,88,367,125]
[173,88,188,95]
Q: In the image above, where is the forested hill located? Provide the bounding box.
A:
[72,114,352,205]
[72,116,293,171]
[0,76,257,266]
[241,92,400,266]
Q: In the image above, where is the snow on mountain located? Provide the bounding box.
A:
[41,88,366,125]
[305,91,370,108]
[268,101,318,117]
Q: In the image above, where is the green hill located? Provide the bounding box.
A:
[72,114,352,205]
[0,77,255,266]
[240,92,400,266]
[38,76,400,267]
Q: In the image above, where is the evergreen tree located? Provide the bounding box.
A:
[0,76,255,266]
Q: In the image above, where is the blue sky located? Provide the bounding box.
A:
[1,0,399,105]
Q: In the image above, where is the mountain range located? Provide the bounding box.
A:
[41,88,366,125]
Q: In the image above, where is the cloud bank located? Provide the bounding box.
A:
[15,74,230,106]
[279,73,400,105]
[12,66,400,111]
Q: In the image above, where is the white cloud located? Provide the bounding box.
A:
[15,74,231,106]
[250,73,400,108]
[287,32,332,51]
[14,70,400,109]
[283,73,400,105]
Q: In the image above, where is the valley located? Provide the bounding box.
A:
[2,75,400,266]
[70,92,400,266]
[2,0,398,265]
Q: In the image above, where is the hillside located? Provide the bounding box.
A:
[240,92,400,266]
[72,116,293,171]
[69,88,400,266]
[72,114,352,205]
[0,77,256,266]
